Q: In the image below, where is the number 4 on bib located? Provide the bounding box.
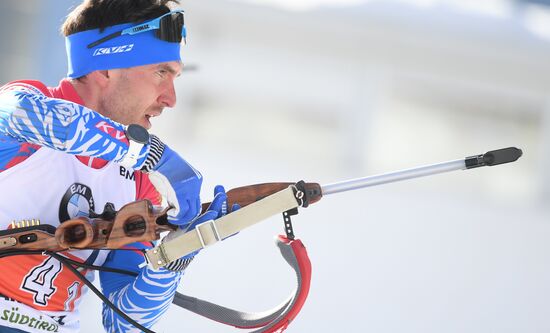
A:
[21,257,62,306]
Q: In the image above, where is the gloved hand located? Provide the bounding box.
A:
[184,185,239,232]
[162,185,239,272]
[144,136,202,227]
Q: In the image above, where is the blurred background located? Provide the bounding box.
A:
[1,0,550,332]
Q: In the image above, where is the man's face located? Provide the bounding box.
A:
[98,61,182,129]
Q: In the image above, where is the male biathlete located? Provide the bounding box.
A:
[0,1,226,332]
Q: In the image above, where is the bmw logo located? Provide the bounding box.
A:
[59,183,95,223]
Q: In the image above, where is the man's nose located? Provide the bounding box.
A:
[158,81,177,107]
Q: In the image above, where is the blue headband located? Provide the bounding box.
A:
[65,22,182,78]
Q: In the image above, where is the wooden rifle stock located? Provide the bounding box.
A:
[201,182,323,213]
[1,182,322,252]
[0,201,174,252]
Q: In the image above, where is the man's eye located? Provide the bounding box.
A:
[156,70,167,77]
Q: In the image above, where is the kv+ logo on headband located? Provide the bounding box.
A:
[92,44,134,56]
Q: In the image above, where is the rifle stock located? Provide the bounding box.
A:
[0,200,174,251]
[1,182,322,252]
[0,224,61,251]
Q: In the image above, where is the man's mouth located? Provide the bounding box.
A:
[146,110,162,119]
[143,109,163,129]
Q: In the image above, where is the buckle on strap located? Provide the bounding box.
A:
[195,220,221,248]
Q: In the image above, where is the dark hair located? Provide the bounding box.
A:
[61,0,180,36]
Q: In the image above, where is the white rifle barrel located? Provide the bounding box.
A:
[320,147,522,196]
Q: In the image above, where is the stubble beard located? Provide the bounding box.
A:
[97,83,138,127]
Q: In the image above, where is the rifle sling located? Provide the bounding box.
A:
[145,186,300,269]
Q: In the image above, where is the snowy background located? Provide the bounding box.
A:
[1,0,550,332]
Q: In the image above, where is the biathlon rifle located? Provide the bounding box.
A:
[0,147,522,333]
[0,147,522,257]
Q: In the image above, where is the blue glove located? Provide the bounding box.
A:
[162,185,238,272]
[147,143,202,227]
[184,185,239,232]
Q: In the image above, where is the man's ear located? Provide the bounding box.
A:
[88,70,110,88]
